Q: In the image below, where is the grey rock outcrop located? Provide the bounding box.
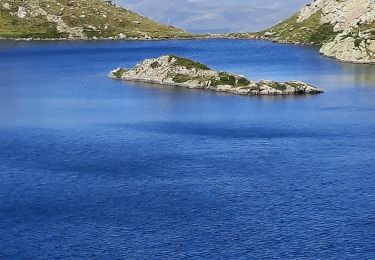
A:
[109,55,323,96]
[320,30,375,63]
[255,0,375,64]
[301,0,375,63]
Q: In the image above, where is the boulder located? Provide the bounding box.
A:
[2,3,10,10]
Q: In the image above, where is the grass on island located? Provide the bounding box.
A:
[150,61,160,69]
[172,71,251,88]
[167,56,252,88]
[264,81,287,91]
[112,68,126,78]
[172,74,208,84]
[211,73,250,88]
[169,55,210,70]
[172,74,191,83]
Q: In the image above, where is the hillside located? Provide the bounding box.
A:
[231,0,375,64]
[0,0,190,40]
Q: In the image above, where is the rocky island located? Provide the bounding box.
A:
[109,55,323,96]
[229,0,375,64]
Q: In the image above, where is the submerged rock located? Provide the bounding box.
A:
[109,55,323,96]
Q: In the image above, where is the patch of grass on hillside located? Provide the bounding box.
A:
[58,0,189,38]
[52,0,189,38]
[0,10,66,38]
[0,0,190,39]
[266,11,337,44]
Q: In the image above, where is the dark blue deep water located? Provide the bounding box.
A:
[0,39,375,259]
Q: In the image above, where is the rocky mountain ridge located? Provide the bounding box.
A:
[0,0,189,40]
[109,55,323,96]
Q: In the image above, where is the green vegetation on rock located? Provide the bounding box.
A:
[169,55,210,70]
[0,4,67,38]
[263,11,336,44]
[150,61,160,69]
[172,74,208,84]
[227,10,337,45]
[215,73,236,86]
[350,20,375,41]
[172,74,190,83]
[264,81,287,91]
[211,72,250,88]
[173,71,250,88]
[167,57,252,88]
[112,68,126,78]
[0,0,190,39]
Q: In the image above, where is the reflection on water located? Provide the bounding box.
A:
[340,62,375,85]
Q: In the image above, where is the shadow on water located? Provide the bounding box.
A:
[112,121,337,139]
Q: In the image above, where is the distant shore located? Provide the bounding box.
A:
[0,33,234,42]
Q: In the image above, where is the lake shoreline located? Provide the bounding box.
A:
[2,36,374,66]
[0,35,212,42]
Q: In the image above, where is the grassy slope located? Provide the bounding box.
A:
[264,11,336,44]
[0,0,189,39]
[229,10,337,45]
[0,1,64,38]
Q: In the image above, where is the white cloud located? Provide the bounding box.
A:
[115,0,311,33]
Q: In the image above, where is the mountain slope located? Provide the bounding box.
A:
[237,0,375,64]
[0,0,189,40]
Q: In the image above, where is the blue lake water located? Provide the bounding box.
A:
[0,39,375,259]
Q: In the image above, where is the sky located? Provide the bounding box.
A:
[115,0,311,33]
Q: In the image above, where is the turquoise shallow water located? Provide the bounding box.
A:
[0,39,375,259]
